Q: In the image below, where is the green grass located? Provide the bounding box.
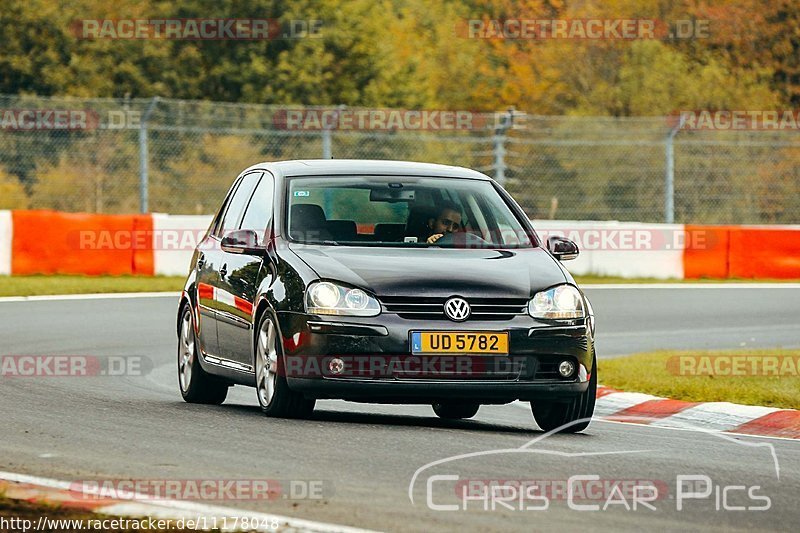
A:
[600,349,800,409]
[0,275,185,297]
[574,275,800,284]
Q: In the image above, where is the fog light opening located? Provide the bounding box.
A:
[558,360,576,378]
[328,358,345,376]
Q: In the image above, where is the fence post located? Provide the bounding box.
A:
[493,109,514,186]
[321,128,332,159]
[138,97,160,214]
[321,105,346,159]
[664,114,686,224]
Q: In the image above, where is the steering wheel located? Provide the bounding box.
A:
[433,231,490,248]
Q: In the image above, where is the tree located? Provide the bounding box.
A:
[29,134,137,213]
[0,167,29,209]
[150,133,269,214]
[682,0,800,106]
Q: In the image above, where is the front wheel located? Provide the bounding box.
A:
[255,313,315,418]
[531,355,597,433]
[178,305,228,405]
[432,402,480,419]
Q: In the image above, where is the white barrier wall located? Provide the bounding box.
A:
[152,213,214,277]
[0,211,11,275]
[532,220,685,279]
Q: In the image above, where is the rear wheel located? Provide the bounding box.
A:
[178,305,228,405]
[255,313,315,418]
[432,402,480,420]
[531,355,597,433]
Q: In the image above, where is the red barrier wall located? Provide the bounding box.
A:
[683,225,731,279]
[684,225,800,279]
[11,210,154,276]
[729,227,800,278]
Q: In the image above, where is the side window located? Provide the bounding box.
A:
[208,178,242,238]
[217,172,262,237]
[240,174,274,236]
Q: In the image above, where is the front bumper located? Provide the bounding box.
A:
[289,377,589,403]
[276,311,594,403]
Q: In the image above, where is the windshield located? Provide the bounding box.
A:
[286,176,536,248]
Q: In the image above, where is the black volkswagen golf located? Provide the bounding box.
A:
[177,160,596,432]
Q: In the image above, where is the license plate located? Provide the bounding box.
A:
[411,332,509,355]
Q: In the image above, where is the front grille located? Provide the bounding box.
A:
[381,296,528,321]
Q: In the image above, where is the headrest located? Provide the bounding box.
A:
[327,220,358,241]
[290,204,327,230]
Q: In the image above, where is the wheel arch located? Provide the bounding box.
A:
[177,290,194,336]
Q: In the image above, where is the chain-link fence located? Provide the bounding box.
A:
[1,94,798,223]
[505,116,800,224]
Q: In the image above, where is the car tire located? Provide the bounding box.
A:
[531,354,597,433]
[432,402,480,420]
[178,304,229,405]
[255,312,315,419]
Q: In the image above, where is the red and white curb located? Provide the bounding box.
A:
[0,471,376,533]
[593,385,800,439]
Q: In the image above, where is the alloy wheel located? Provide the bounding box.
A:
[256,318,278,406]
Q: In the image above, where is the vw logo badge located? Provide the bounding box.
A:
[444,297,471,322]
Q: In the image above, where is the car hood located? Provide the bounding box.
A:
[287,244,567,298]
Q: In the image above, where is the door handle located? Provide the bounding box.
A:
[219,263,227,277]
[196,253,205,269]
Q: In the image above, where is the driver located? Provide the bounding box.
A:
[425,201,462,244]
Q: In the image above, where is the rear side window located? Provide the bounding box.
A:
[217,172,262,236]
[207,178,239,238]
[240,174,274,234]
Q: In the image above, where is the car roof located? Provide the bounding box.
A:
[240,159,493,181]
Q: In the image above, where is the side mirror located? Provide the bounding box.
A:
[547,235,579,261]
[220,229,264,255]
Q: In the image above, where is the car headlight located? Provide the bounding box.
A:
[528,285,585,320]
[306,281,381,317]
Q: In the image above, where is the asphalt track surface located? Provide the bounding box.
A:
[1,286,799,531]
